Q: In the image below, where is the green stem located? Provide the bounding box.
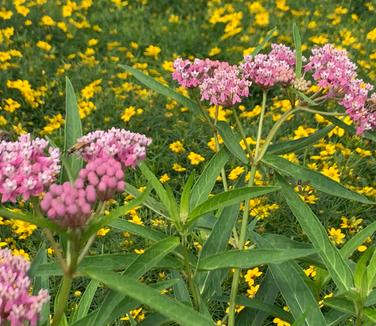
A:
[256,107,298,162]
[233,109,253,164]
[44,229,67,273]
[51,238,79,326]
[299,106,347,116]
[214,105,229,192]
[51,273,73,326]
[182,234,201,310]
[228,90,267,326]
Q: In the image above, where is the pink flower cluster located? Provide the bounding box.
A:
[173,58,251,106]
[199,64,251,106]
[241,43,296,88]
[305,44,376,134]
[75,128,152,167]
[304,44,356,90]
[339,80,375,134]
[0,248,49,326]
[172,58,228,88]
[41,128,149,228]
[0,134,60,203]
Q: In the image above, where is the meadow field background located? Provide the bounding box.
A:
[1,0,376,325]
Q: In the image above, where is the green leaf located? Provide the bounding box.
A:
[324,310,349,326]
[139,163,178,221]
[292,22,302,79]
[120,64,202,116]
[216,121,248,164]
[276,175,354,292]
[199,203,240,298]
[246,269,280,325]
[251,27,277,56]
[0,207,61,233]
[190,148,230,209]
[294,90,319,106]
[70,280,99,323]
[217,295,293,323]
[82,187,151,242]
[366,290,376,306]
[198,248,317,270]
[180,172,195,223]
[30,242,50,326]
[365,308,376,322]
[340,221,376,258]
[64,77,83,180]
[138,313,170,326]
[367,249,376,291]
[124,236,180,278]
[188,186,280,222]
[70,280,178,326]
[35,253,181,276]
[263,154,375,204]
[354,248,373,298]
[324,297,355,315]
[253,233,326,325]
[109,218,166,242]
[125,183,168,219]
[139,163,169,209]
[84,269,214,326]
[91,237,180,326]
[268,125,334,155]
[170,270,192,306]
[262,233,325,268]
[325,116,376,143]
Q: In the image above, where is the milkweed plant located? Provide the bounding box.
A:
[1,25,376,326]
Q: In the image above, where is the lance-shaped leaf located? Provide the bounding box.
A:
[198,248,317,270]
[292,22,302,78]
[84,269,214,326]
[263,154,375,204]
[251,27,277,56]
[253,233,327,326]
[340,221,376,259]
[267,125,334,155]
[277,175,354,292]
[64,77,83,180]
[90,237,181,326]
[199,203,240,298]
[216,121,248,165]
[0,207,61,233]
[70,280,99,323]
[190,148,230,209]
[188,186,280,222]
[326,116,376,143]
[120,64,202,116]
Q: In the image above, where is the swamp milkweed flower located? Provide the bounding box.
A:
[305,44,376,134]
[0,248,49,326]
[0,134,60,203]
[241,43,296,88]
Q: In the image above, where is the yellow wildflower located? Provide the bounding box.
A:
[188,152,205,165]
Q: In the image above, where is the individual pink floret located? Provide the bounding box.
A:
[0,248,49,326]
[0,134,60,203]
